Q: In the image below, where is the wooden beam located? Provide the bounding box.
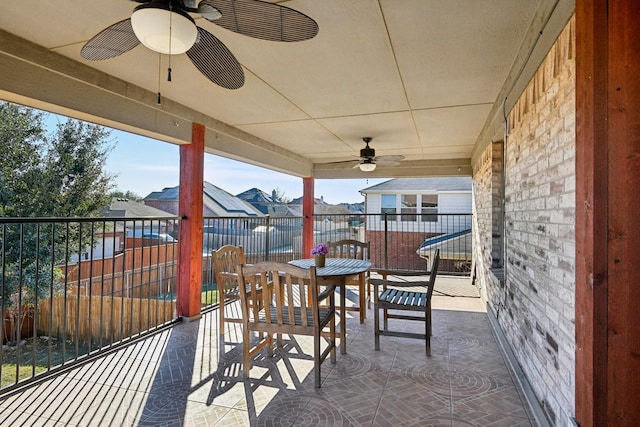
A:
[177,123,205,320]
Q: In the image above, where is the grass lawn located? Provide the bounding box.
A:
[1,288,219,390]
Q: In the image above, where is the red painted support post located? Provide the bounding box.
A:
[575,3,609,425]
[302,177,314,259]
[177,123,205,320]
[576,1,640,425]
[603,0,640,423]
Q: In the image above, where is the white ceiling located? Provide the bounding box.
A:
[0,0,574,179]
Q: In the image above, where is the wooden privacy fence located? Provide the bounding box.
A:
[37,295,176,344]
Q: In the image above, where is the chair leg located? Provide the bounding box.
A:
[359,274,366,323]
[314,331,321,388]
[383,307,388,331]
[374,299,380,351]
[427,304,432,356]
[330,313,337,363]
[243,327,251,378]
[425,314,430,356]
[219,298,228,360]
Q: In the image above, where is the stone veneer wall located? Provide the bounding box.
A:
[472,17,576,426]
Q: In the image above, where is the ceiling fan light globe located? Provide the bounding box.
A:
[131,6,197,55]
[359,161,376,172]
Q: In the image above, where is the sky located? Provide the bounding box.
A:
[49,115,386,204]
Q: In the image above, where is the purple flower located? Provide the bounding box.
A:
[311,243,328,255]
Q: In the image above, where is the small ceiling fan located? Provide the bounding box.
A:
[80,0,318,90]
[333,137,405,172]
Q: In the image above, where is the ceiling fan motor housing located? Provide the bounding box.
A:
[360,146,376,158]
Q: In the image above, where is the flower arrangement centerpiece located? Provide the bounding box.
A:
[311,243,328,267]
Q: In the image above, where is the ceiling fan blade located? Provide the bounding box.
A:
[376,155,404,166]
[377,155,404,162]
[81,19,140,61]
[198,0,318,42]
[186,26,244,89]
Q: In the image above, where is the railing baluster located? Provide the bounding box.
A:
[33,224,40,377]
[75,221,82,360]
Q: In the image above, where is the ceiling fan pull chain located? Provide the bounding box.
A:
[157,53,162,105]
[168,2,173,82]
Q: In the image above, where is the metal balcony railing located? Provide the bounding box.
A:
[312,213,472,273]
[1,213,471,393]
[0,216,180,392]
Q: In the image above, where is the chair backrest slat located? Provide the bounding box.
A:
[238,262,323,328]
[374,251,441,302]
[328,239,370,261]
[212,245,246,296]
[425,250,441,301]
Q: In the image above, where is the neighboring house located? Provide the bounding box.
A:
[360,177,473,271]
[144,182,263,218]
[70,198,177,262]
[236,187,274,214]
[236,187,299,217]
[338,202,365,214]
[288,195,353,216]
[360,177,472,218]
[100,197,176,219]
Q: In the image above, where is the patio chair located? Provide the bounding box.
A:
[237,261,337,388]
[212,245,248,338]
[372,249,440,355]
[327,239,370,323]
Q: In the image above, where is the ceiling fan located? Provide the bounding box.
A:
[80,0,318,90]
[337,137,405,172]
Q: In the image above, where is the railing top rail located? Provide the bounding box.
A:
[203,215,303,220]
[312,213,473,217]
[0,216,180,224]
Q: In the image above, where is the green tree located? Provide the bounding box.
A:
[0,103,117,340]
[109,190,143,201]
[12,119,115,217]
[272,187,291,204]
[0,103,45,216]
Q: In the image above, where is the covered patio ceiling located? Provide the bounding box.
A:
[0,0,573,179]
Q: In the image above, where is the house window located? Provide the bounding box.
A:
[401,194,417,221]
[381,194,397,220]
[421,194,438,222]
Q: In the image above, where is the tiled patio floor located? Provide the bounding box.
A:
[0,276,538,426]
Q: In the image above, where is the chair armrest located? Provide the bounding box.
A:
[374,269,431,277]
[317,283,337,302]
[372,278,430,288]
[371,271,431,293]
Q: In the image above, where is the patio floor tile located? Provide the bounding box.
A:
[0,276,539,426]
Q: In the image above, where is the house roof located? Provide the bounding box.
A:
[236,188,273,205]
[204,182,262,216]
[416,229,472,260]
[289,196,330,206]
[287,195,352,215]
[266,205,300,217]
[361,177,472,193]
[144,182,263,217]
[236,188,275,214]
[100,198,175,218]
